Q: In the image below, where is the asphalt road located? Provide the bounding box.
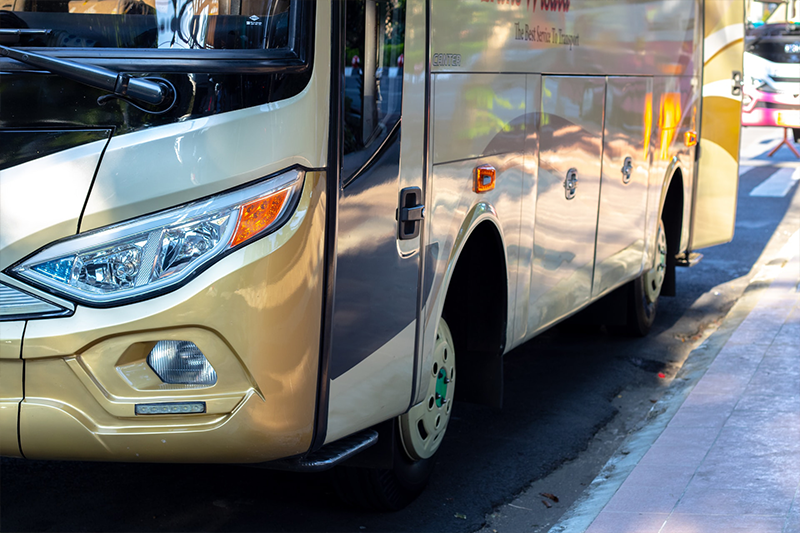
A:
[1,127,798,533]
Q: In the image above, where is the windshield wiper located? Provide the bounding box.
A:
[0,29,51,46]
[0,44,173,108]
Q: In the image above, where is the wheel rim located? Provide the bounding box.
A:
[399,317,456,460]
[644,220,667,304]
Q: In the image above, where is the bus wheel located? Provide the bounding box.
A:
[625,219,667,336]
[399,317,456,461]
[332,317,456,511]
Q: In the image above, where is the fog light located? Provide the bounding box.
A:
[147,341,217,385]
[135,402,206,415]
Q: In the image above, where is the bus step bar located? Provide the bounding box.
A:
[676,252,703,267]
[260,430,379,472]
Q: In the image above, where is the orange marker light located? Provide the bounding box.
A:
[684,130,698,147]
[230,188,289,247]
[474,165,496,193]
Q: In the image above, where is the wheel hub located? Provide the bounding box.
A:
[399,318,456,460]
[645,221,667,304]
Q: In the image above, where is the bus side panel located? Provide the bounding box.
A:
[422,72,527,367]
[643,73,700,270]
[593,77,653,299]
[510,73,541,348]
[528,76,605,335]
[690,0,744,250]
[429,1,698,78]
[0,322,24,458]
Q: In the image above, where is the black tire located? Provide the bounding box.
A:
[621,218,667,337]
[331,317,455,511]
[623,272,658,337]
[330,429,435,511]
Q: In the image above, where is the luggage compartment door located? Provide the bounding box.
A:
[594,77,653,298]
[530,76,606,332]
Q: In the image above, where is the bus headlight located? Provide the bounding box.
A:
[9,169,303,306]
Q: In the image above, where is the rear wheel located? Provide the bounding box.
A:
[624,218,667,337]
[331,317,456,510]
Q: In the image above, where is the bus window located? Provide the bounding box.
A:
[0,0,291,50]
[342,0,405,180]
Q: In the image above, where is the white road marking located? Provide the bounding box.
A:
[739,165,754,176]
[750,167,800,197]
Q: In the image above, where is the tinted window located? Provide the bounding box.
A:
[0,0,291,50]
[748,37,800,64]
[342,0,405,179]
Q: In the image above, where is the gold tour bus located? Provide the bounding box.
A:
[0,0,743,510]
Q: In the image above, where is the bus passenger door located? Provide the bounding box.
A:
[690,0,744,250]
[325,0,423,443]
[529,77,606,332]
[593,78,653,297]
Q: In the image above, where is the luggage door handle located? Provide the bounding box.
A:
[564,168,578,200]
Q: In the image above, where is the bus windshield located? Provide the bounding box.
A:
[0,0,291,50]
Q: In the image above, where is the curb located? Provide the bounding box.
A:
[548,189,800,533]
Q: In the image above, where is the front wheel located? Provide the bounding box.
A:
[624,219,667,337]
[331,317,456,511]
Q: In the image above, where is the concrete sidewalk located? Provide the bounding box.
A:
[579,232,800,533]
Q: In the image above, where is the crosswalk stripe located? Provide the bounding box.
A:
[739,165,754,176]
[750,167,800,197]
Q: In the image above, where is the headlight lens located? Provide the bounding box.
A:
[10,169,303,306]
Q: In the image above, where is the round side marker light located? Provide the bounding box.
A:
[147,340,217,385]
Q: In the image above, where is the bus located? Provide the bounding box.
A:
[0,0,743,510]
[741,19,800,146]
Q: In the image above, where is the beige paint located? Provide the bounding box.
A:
[0,359,23,457]
[427,72,527,368]
[0,0,739,465]
[327,321,416,444]
[19,173,327,462]
[593,77,653,298]
[511,73,542,348]
[528,76,605,334]
[326,0,428,420]
[430,0,699,76]
[0,139,109,271]
[0,320,24,360]
[418,200,510,400]
[642,75,700,271]
[79,7,331,232]
[691,0,744,250]
[433,73,527,165]
[0,322,23,454]
[22,359,272,462]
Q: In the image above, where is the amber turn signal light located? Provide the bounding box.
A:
[474,165,496,193]
[685,131,698,147]
[230,188,290,246]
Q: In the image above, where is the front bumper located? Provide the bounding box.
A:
[2,172,326,463]
[742,90,800,128]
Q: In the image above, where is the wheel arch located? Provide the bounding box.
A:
[658,162,686,297]
[436,205,509,408]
